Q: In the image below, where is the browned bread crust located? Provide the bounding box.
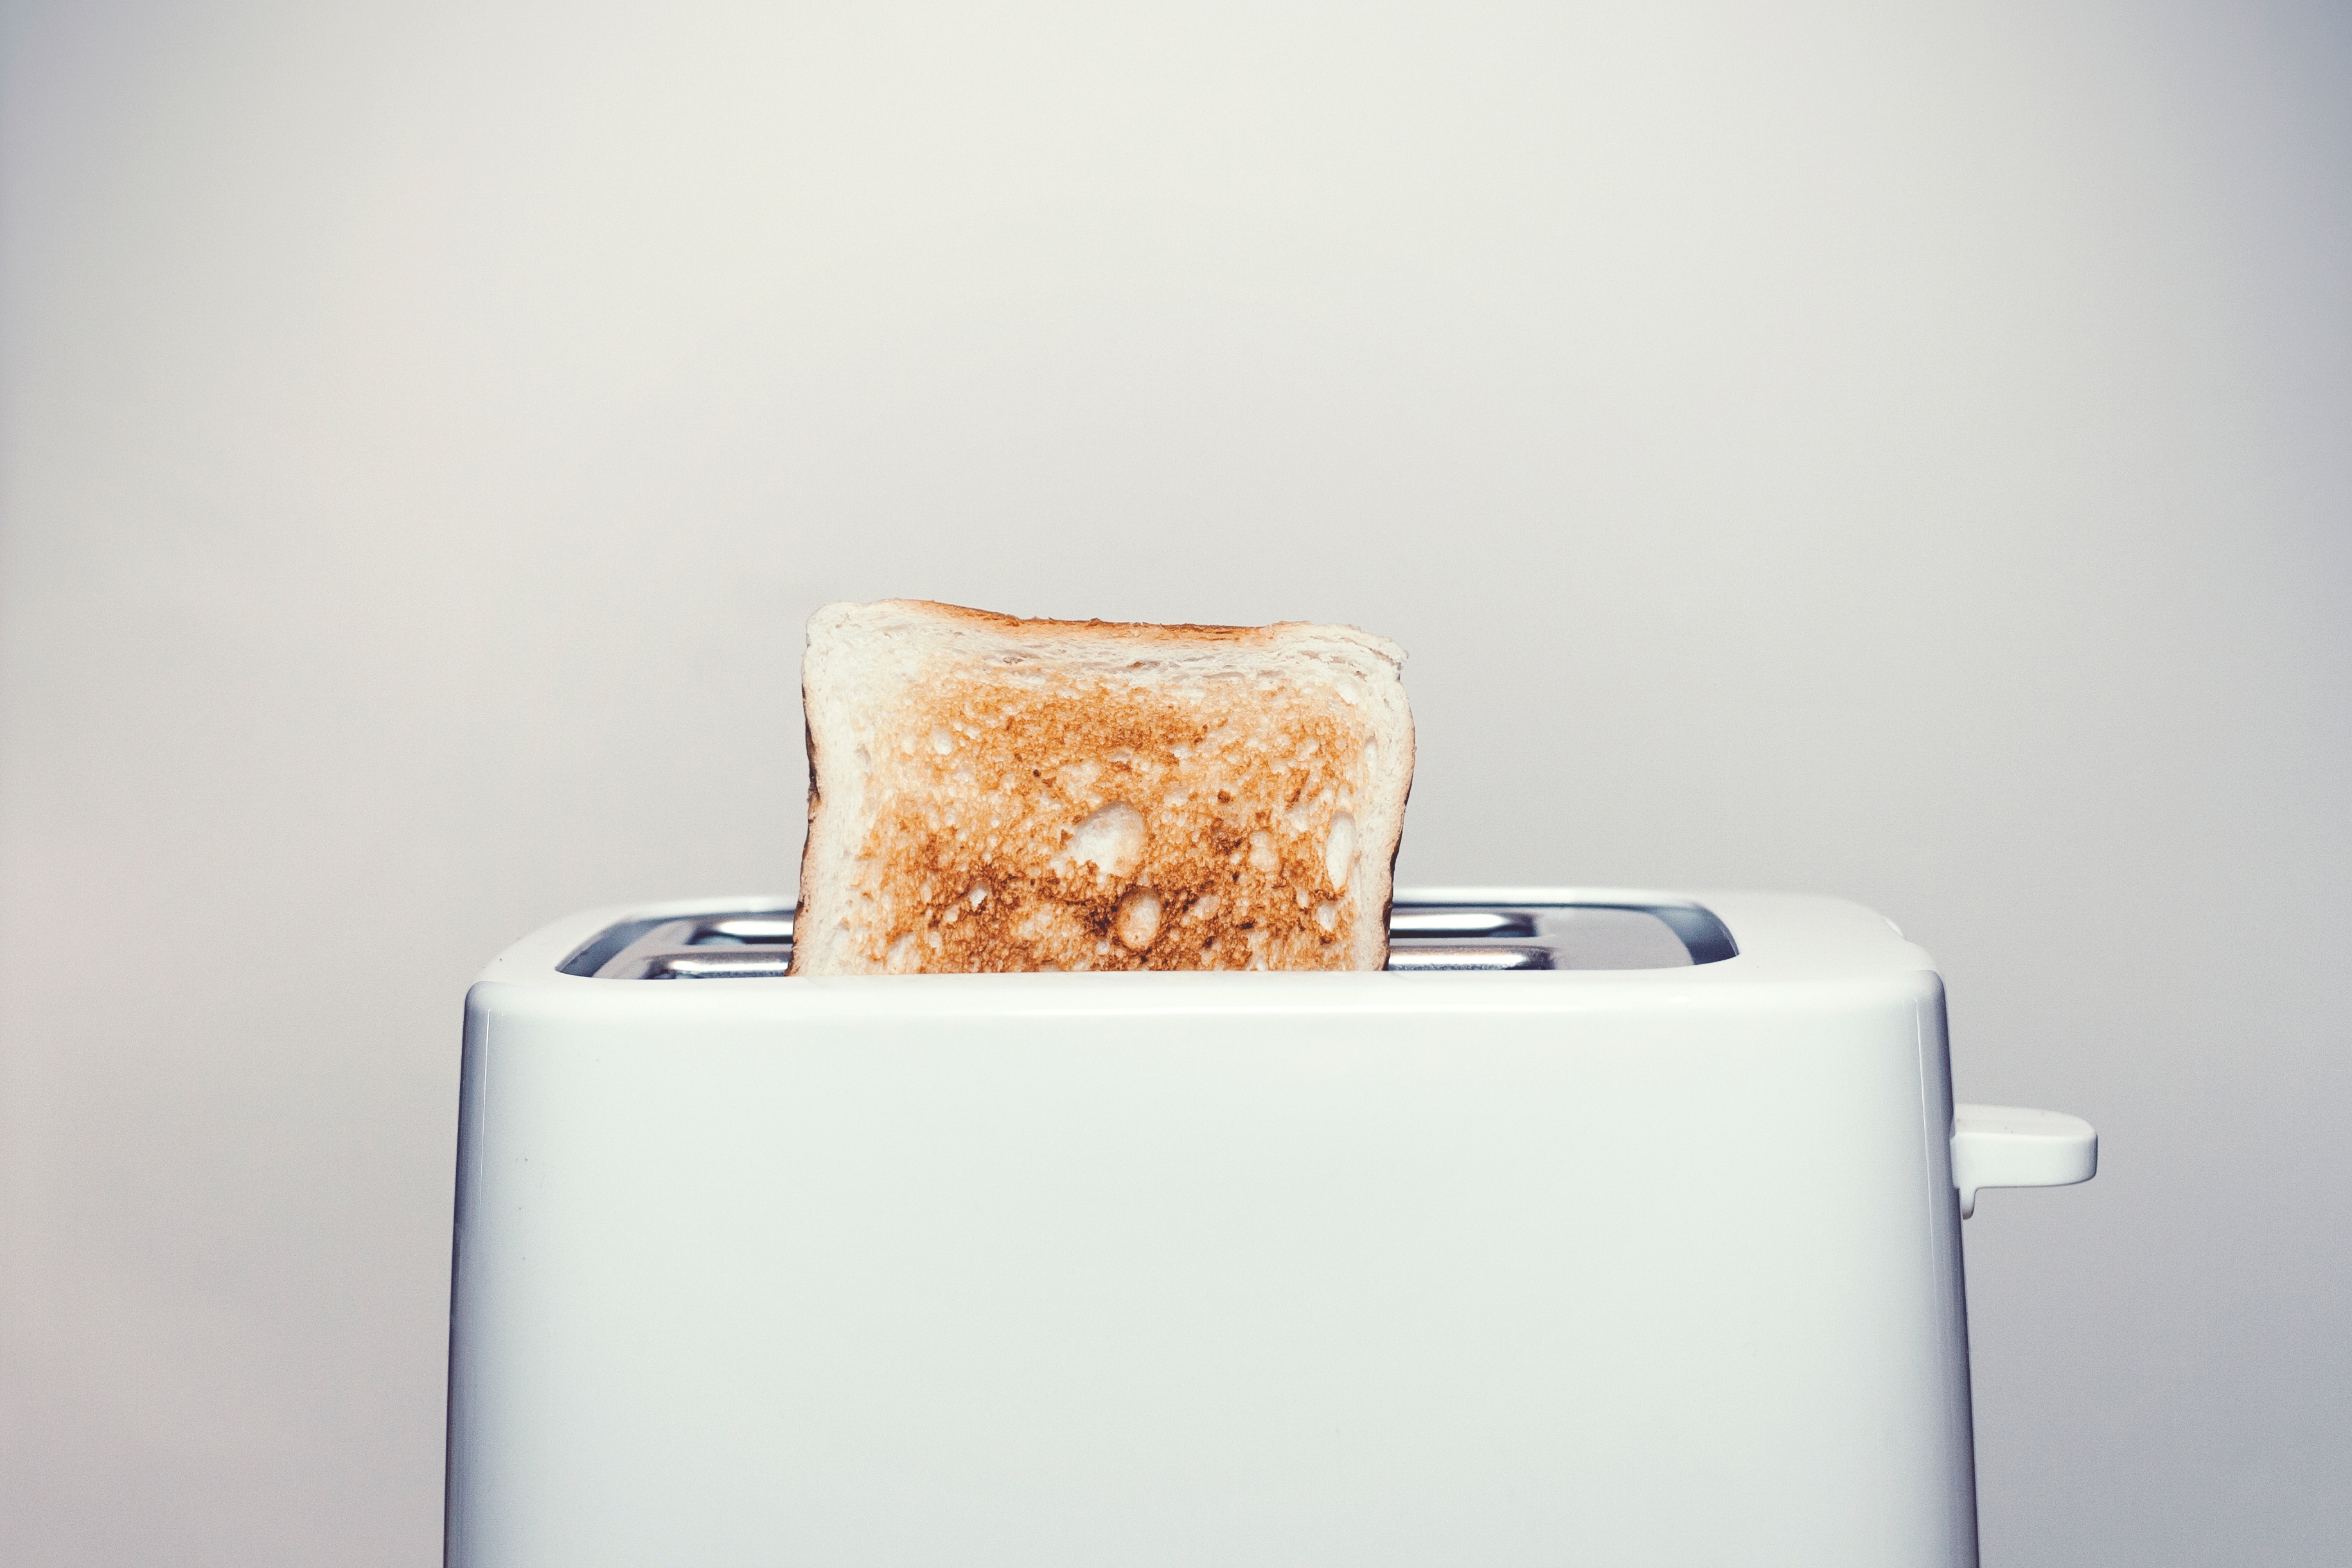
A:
[790,600,1413,974]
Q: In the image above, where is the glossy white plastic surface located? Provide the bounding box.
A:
[1952,1104,2099,1217]
[446,889,2091,1568]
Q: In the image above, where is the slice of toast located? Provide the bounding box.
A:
[790,600,1414,974]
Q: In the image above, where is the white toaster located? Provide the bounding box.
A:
[446,888,2095,1567]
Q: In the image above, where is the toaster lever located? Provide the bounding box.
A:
[1951,1104,2098,1217]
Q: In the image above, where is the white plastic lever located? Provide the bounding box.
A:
[1952,1104,2098,1217]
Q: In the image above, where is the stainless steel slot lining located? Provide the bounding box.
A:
[1383,944,1553,971]
[1388,910,1539,939]
[577,901,1733,978]
[615,949,795,980]
[703,918,794,942]
[594,917,796,980]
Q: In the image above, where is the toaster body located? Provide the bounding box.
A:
[447,890,2092,1567]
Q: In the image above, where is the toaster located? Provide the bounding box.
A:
[446,888,2094,1567]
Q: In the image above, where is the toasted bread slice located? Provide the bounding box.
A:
[790,600,1413,974]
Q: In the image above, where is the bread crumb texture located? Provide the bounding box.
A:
[796,603,1410,974]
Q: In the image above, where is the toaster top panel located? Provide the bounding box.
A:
[560,897,1738,980]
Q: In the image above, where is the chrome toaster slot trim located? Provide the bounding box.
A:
[1382,944,1555,971]
[1387,909,1540,939]
[565,899,1735,978]
[607,948,796,980]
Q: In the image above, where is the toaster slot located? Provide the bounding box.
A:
[1530,906,1695,970]
[1383,944,1555,971]
[569,913,797,979]
[1387,903,1728,971]
[603,948,794,980]
[565,899,1735,977]
[1388,910,1540,939]
[700,917,795,943]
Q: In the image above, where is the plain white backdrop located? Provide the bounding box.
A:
[2,1,2346,1562]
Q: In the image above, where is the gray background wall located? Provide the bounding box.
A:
[2,1,2346,1562]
